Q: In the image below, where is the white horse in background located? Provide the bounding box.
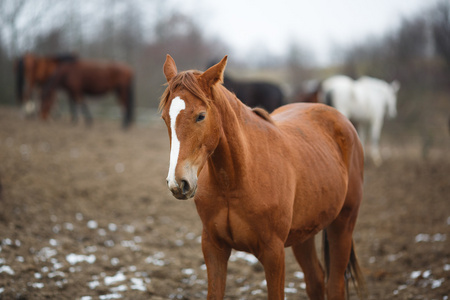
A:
[320,75,400,165]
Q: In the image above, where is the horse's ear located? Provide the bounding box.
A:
[391,80,400,93]
[163,54,178,82]
[200,55,228,88]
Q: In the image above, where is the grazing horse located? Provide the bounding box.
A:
[320,75,399,165]
[223,74,285,112]
[15,53,78,116]
[41,59,134,128]
[160,55,366,299]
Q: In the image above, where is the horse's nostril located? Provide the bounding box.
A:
[181,180,190,195]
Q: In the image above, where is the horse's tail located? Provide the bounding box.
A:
[124,76,134,129]
[322,229,367,299]
[15,57,25,105]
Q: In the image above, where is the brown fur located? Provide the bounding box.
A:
[17,53,77,104]
[41,59,134,128]
[160,55,365,300]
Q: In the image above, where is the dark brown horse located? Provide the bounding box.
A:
[160,55,366,299]
[222,75,285,112]
[41,59,134,128]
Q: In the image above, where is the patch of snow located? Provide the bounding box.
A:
[104,272,126,286]
[88,280,100,289]
[294,271,304,279]
[411,271,422,279]
[31,282,44,289]
[230,251,258,265]
[181,268,194,275]
[99,294,122,299]
[110,284,127,292]
[130,278,147,291]
[76,213,84,221]
[431,278,444,289]
[87,220,98,229]
[111,258,120,266]
[285,287,297,293]
[0,265,14,275]
[108,223,117,231]
[66,253,96,265]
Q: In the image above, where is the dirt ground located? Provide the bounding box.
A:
[0,106,448,300]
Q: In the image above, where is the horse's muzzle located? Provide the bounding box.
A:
[167,177,197,200]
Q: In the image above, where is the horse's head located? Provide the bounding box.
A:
[160,55,227,200]
[387,80,400,119]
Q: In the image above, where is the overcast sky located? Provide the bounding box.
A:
[166,0,438,65]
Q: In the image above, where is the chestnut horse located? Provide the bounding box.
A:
[41,59,134,128]
[160,55,366,299]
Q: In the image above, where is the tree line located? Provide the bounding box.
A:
[0,0,449,109]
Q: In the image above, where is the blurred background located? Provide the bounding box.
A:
[0,2,449,298]
[0,0,449,156]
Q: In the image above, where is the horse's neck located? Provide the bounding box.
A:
[206,87,267,187]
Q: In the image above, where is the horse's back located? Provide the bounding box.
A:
[58,60,133,93]
[272,102,362,176]
[272,103,355,138]
[78,60,132,78]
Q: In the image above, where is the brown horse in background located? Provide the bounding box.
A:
[160,55,366,299]
[41,59,134,128]
[15,53,78,113]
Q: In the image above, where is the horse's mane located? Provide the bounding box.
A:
[159,70,211,111]
[252,107,274,124]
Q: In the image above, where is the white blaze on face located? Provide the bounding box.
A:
[167,97,186,187]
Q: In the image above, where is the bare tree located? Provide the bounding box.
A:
[0,0,63,56]
[432,0,450,68]
[0,0,27,55]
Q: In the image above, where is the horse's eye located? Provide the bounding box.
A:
[196,112,206,122]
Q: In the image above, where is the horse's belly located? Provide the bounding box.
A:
[285,226,322,246]
[285,205,340,247]
[287,158,348,246]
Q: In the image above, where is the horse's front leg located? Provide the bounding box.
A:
[68,98,78,124]
[201,229,231,299]
[259,239,286,300]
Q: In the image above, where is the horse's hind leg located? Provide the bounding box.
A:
[326,214,356,300]
[370,119,383,166]
[326,183,363,299]
[68,98,78,124]
[291,236,325,299]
